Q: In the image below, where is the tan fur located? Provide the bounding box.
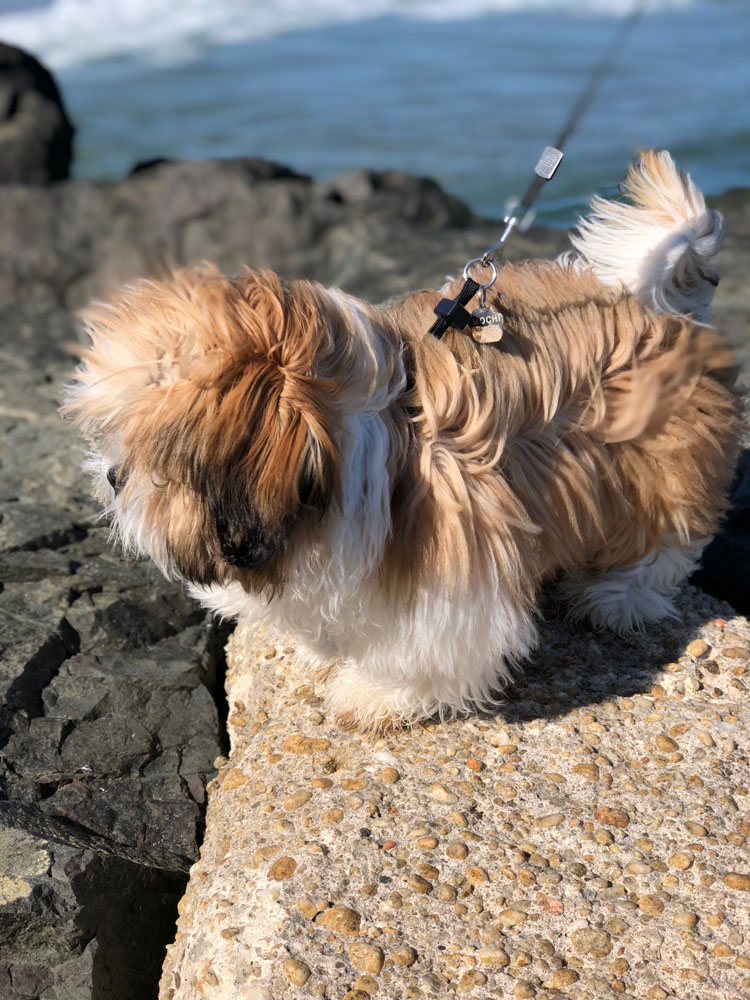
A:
[564,150,723,322]
[384,262,737,611]
[623,149,710,230]
[66,258,738,603]
[67,260,738,590]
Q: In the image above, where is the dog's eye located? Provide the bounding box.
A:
[106,466,128,495]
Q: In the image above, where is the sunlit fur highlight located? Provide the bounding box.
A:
[561,150,723,321]
[64,151,740,729]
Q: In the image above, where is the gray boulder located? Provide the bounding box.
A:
[0,43,74,185]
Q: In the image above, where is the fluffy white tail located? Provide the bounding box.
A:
[563,150,723,322]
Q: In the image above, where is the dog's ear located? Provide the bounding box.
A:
[181,347,338,579]
[112,269,340,584]
[206,423,336,572]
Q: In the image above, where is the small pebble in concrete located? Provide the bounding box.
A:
[282,958,311,987]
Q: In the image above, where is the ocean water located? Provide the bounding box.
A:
[1,0,747,225]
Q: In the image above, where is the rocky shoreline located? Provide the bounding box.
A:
[0,62,748,999]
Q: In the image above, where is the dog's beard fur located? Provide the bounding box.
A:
[64,152,740,729]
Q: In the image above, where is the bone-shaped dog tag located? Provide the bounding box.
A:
[471,307,504,343]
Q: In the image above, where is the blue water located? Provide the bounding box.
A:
[9,0,750,225]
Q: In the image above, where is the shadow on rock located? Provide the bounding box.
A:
[495,586,733,727]
[692,447,750,616]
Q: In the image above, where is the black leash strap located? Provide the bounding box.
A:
[428,0,647,341]
[552,1,647,155]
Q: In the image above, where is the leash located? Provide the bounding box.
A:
[428,0,648,343]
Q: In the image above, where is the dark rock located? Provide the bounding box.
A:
[0,43,74,184]
[0,587,79,737]
[0,551,224,999]
[0,829,186,1000]
[709,188,750,238]
[128,156,176,175]
[319,167,474,226]
[129,155,310,182]
[0,156,487,308]
[0,301,225,998]
[692,449,750,615]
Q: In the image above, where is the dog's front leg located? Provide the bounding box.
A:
[321,593,538,731]
[323,663,441,732]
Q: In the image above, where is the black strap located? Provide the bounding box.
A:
[426,1,645,343]
[551,3,646,156]
[427,278,481,340]
[516,4,646,216]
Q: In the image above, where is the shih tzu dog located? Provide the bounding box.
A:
[64,152,739,729]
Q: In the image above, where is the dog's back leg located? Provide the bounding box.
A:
[557,538,707,634]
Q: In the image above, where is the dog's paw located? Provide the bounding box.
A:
[294,643,341,682]
[324,666,428,732]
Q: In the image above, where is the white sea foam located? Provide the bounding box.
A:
[0,0,694,70]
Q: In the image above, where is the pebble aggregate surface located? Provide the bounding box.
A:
[161,590,750,1000]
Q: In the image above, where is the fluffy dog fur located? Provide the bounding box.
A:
[64,151,739,729]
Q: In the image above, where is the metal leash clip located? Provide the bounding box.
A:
[463,256,498,288]
[427,146,564,341]
[536,145,565,179]
[480,147,564,265]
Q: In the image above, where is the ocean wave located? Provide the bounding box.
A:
[0,0,695,70]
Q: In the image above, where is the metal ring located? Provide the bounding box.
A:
[462,256,498,289]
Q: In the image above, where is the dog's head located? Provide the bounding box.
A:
[64,267,401,590]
